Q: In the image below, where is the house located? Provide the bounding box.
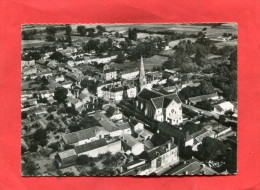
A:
[62,81,73,89]
[96,80,121,97]
[38,89,55,100]
[56,139,122,167]
[66,97,83,109]
[140,139,179,174]
[55,74,65,82]
[78,90,97,104]
[119,69,139,80]
[120,160,151,176]
[163,158,218,175]
[136,129,154,142]
[213,101,234,115]
[187,92,219,105]
[75,139,122,157]
[62,126,110,146]
[163,69,176,79]
[102,86,124,102]
[55,149,78,168]
[105,105,123,121]
[22,67,38,75]
[21,60,35,67]
[129,117,144,132]
[116,122,132,135]
[103,69,117,81]
[93,112,123,137]
[120,134,144,155]
[190,129,216,151]
[136,88,183,125]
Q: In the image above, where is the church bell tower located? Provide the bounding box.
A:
[138,56,147,92]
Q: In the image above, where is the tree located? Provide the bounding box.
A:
[22,51,41,61]
[65,24,72,46]
[77,25,86,36]
[115,52,126,64]
[29,143,38,152]
[119,41,128,51]
[197,31,206,38]
[48,142,60,152]
[83,39,100,52]
[46,122,56,131]
[199,80,215,95]
[68,122,81,132]
[45,34,55,42]
[96,25,106,33]
[76,155,93,165]
[49,51,68,63]
[195,100,213,111]
[33,128,47,141]
[54,87,68,103]
[128,28,137,41]
[197,137,227,161]
[21,111,27,119]
[22,160,39,176]
[46,26,57,35]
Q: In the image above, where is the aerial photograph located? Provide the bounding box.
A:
[21,23,237,176]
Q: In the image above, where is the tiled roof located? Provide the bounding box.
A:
[121,134,141,147]
[188,93,218,103]
[57,149,77,159]
[117,122,131,130]
[74,139,108,154]
[93,112,121,132]
[151,97,164,109]
[62,126,107,145]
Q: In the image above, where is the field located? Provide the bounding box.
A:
[137,32,165,39]
[168,38,197,47]
[21,40,54,49]
[111,55,169,71]
[214,39,237,48]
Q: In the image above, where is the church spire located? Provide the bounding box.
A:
[139,56,147,92]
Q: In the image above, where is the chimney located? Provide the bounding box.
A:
[167,142,171,150]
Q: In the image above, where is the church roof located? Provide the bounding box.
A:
[138,88,162,101]
[151,97,164,109]
[138,88,181,109]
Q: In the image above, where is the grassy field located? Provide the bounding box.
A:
[214,39,237,48]
[111,55,169,71]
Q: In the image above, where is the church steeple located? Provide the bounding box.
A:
[139,56,147,92]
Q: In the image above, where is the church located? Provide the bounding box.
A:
[135,56,183,125]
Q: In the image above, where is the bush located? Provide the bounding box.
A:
[22,111,28,119]
[29,143,38,152]
[76,155,93,165]
[39,139,48,147]
[46,122,56,132]
[46,114,54,121]
[47,106,56,113]
[48,142,60,152]
[33,128,47,141]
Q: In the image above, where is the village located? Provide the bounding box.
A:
[21,23,237,176]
